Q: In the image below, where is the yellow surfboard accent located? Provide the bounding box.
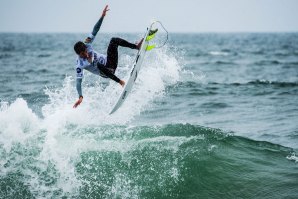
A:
[146,45,156,51]
[146,34,155,41]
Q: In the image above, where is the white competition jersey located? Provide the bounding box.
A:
[75,42,107,79]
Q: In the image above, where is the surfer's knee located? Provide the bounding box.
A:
[110,37,121,44]
[110,37,117,43]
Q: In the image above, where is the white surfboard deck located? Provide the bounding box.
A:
[109,22,155,114]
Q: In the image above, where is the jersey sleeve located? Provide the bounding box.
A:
[75,61,84,97]
[76,59,84,79]
[76,67,83,79]
[76,78,83,97]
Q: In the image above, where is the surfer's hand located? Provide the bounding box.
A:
[102,5,109,17]
[119,80,125,87]
[73,96,83,108]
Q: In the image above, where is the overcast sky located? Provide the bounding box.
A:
[0,0,298,33]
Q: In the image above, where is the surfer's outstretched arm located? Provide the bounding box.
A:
[73,78,83,108]
[84,5,109,44]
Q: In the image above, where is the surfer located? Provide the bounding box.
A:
[73,5,144,108]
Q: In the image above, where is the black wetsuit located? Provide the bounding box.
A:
[97,37,138,82]
[75,15,138,97]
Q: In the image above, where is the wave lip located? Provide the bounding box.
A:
[287,153,298,163]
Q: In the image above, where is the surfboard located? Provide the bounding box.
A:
[109,22,156,114]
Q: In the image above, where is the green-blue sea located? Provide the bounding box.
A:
[0,32,298,198]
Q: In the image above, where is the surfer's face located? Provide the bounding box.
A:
[79,48,88,59]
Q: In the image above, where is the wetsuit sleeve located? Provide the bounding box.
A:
[86,16,104,44]
[98,66,121,83]
[92,16,104,37]
[76,78,83,97]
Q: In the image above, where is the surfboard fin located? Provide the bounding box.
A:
[146,45,156,51]
[146,34,155,41]
[146,28,158,41]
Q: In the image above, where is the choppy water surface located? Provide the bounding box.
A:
[0,32,297,198]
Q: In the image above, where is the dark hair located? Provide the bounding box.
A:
[74,41,86,55]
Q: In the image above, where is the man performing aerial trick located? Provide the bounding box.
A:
[73,5,157,108]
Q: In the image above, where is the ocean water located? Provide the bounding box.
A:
[0,32,298,198]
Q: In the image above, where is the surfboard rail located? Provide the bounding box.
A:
[109,22,156,114]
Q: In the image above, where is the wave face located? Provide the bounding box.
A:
[0,33,298,198]
[0,115,297,198]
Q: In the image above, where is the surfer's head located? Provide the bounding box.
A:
[74,41,88,58]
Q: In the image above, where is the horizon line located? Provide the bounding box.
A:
[1,30,298,34]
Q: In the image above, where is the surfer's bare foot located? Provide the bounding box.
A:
[119,80,125,87]
[136,38,144,50]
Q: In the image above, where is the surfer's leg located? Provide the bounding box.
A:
[106,37,139,71]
